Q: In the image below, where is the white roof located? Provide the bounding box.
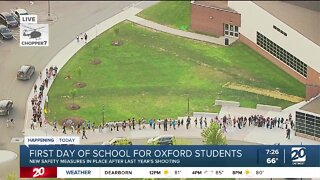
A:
[15,8,28,14]
[19,65,31,72]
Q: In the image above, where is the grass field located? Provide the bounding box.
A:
[137,1,190,30]
[47,21,304,124]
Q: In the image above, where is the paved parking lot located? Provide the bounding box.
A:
[0,1,58,46]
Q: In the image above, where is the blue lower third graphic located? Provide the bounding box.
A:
[20,145,320,167]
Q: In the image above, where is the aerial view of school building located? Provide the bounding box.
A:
[0,0,319,179]
[191,0,320,141]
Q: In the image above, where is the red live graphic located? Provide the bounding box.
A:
[20,167,57,178]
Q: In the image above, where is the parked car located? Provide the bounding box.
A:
[147,135,176,145]
[10,8,28,23]
[17,65,35,80]
[0,25,13,40]
[0,12,19,28]
[102,137,133,145]
[0,100,13,116]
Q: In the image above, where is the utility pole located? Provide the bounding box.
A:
[48,0,52,21]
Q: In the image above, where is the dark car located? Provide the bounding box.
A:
[0,12,19,28]
[147,135,176,145]
[0,25,13,40]
[17,65,35,80]
[0,100,13,116]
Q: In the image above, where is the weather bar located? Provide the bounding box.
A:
[20,167,320,178]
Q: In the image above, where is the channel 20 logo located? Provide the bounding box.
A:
[291,147,306,165]
[33,167,45,178]
[20,167,57,178]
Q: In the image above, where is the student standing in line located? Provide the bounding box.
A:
[77,124,81,134]
[10,118,15,127]
[53,121,58,132]
[173,119,176,130]
[62,123,66,134]
[92,122,95,132]
[84,33,88,43]
[163,119,168,131]
[132,118,135,130]
[138,119,141,130]
[286,128,291,140]
[39,118,42,127]
[204,118,207,128]
[71,123,75,134]
[98,124,101,133]
[128,119,132,130]
[80,33,83,41]
[34,84,37,93]
[82,126,88,139]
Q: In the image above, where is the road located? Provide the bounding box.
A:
[0,1,147,177]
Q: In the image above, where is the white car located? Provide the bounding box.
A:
[10,8,28,23]
[0,100,13,116]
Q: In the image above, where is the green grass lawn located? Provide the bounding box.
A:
[137,1,190,30]
[47,21,304,124]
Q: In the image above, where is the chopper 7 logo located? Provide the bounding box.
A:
[20,24,49,46]
[22,25,45,40]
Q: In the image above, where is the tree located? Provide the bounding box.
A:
[70,88,77,105]
[112,27,123,46]
[77,66,82,81]
[113,28,120,37]
[201,123,227,145]
[92,44,99,60]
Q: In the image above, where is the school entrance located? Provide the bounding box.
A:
[224,23,239,38]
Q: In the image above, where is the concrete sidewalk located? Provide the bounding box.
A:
[23,116,320,145]
[128,15,237,46]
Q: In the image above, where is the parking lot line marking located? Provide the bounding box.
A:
[0,40,3,44]
[13,36,18,41]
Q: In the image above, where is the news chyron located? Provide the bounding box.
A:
[20,138,320,178]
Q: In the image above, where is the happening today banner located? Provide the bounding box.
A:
[20,145,320,167]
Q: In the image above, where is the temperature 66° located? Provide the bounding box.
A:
[266,157,278,164]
